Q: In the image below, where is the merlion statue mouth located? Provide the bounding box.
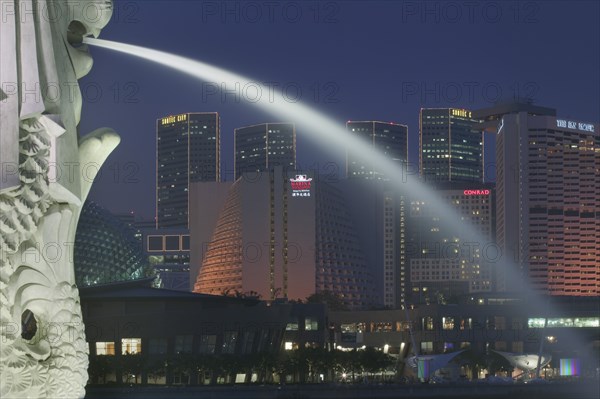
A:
[67,20,87,47]
[1,1,118,398]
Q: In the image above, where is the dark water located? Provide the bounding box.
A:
[86,382,599,399]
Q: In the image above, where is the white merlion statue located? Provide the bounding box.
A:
[1,1,117,397]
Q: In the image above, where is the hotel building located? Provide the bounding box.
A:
[401,183,495,304]
[190,168,376,309]
[494,112,599,295]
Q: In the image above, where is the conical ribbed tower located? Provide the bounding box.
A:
[194,180,243,295]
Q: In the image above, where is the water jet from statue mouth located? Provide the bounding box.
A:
[67,20,86,48]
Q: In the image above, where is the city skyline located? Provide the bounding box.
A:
[69,0,600,303]
[1,0,599,393]
[149,104,598,303]
[100,106,597,223]
[80,100,598,303]
[81,1,600,220]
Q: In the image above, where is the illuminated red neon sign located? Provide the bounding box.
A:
[463,189,490,196]
[290,175,312,197]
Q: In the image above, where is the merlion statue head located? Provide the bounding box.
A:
[1,1,118,398]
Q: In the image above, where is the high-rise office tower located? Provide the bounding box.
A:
[337,179,405,308]
[495,112,599,295]
[234,123,296,179]
[344,121,408,307]
[420,108,483,182]
[346,121,408,180]
[156,112,220,229]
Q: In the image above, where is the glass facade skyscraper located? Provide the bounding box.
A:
[234,123,296,179]
[346,121,408,180]
[156,112,220,229]
[419,108,482,182]
[344,122,408,307]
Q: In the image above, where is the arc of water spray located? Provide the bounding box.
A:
[84,38,502,272]
[83,39,593,368]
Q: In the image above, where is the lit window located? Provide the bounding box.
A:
[422,317,434,331]
[121,338,142,355]
[528,317,599,328]
[96,342,115,356]
[420,341,433,354]
[305,318,319,331]
[285,321,299,331]
[442,317,455,330]
[460,318,472,330]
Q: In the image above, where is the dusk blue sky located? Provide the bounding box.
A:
[80,0,600,220]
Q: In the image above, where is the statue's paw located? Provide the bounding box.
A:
[79,128,120,158]
[78,128,120,200]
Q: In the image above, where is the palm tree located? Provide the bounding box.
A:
[195,354,215,385]
[168,353,197,384]
[360,347,394,382]
[303,347,332,382]
[333,349,361,382]
[88,356,113,384]
[255,351,278,383]
[306,291,348,311]
[120,354,144,384]
[146,358,167,385]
